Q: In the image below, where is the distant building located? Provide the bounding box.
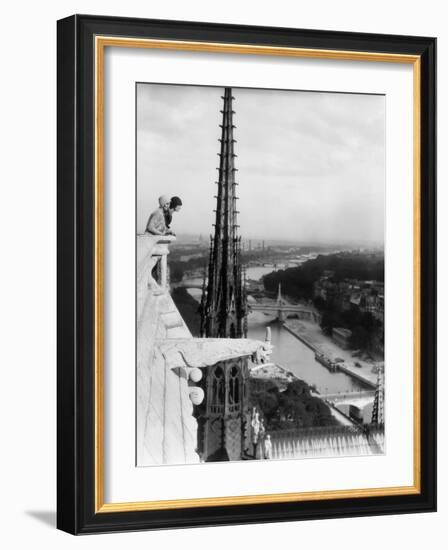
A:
[332,327,352,349]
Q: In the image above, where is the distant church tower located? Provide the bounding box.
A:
[276,283,285,322]
[277,283,283,305]
[197,88,251,462]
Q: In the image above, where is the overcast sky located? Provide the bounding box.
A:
[137,83,385,245]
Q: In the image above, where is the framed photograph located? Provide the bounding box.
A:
[57,14,436,534]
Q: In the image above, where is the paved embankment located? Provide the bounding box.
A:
[283,320,377,389]
[283,323,319,353]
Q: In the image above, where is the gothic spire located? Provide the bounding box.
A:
[371,366,385,425]
[200,88,247,338]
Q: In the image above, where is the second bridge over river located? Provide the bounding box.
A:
[176,280,319,322]
[250,283,319,322]
[316,390,376,407]
[249,302,319,322]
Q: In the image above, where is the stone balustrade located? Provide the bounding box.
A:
[137,234,176,323]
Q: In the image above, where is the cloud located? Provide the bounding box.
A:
[137,83,385,244]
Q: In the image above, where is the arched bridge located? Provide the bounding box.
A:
[249,302,318,322]
[249,283,319,322]
[318,390,375,407]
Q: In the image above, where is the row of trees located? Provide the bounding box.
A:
[318,304,383,351]
[264,252,384,301]
[249,379,338,431]
[171,287,201,336]
[169,255,207,283]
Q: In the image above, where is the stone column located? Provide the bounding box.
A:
[152,238,173,294]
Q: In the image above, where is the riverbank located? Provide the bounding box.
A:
[283,323,319,353]
[283,319,377,388]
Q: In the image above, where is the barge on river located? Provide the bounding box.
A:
[314,351,340,372]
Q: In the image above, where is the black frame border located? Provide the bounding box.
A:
[57,14,436,535]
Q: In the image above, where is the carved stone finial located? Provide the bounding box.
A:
[188,367,203,383]
[189,386,205,405]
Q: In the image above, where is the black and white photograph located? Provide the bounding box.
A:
[136,83,385,466]
[0,0,440,542]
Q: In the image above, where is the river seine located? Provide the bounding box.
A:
[184,265,369,394]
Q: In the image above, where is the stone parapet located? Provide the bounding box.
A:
[136,233,274,466]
